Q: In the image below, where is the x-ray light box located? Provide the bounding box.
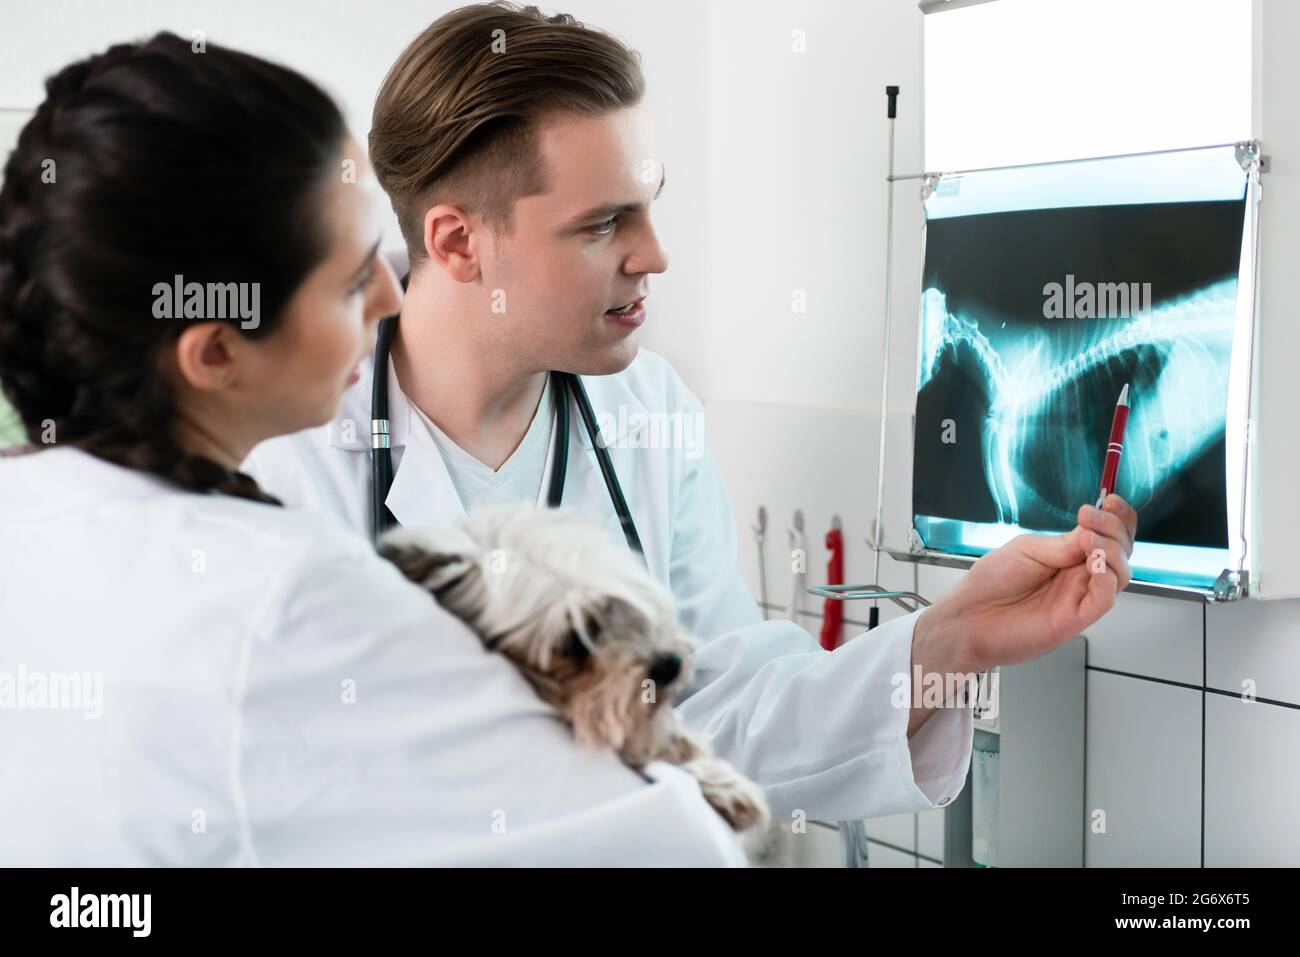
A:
[910,144,1259,596]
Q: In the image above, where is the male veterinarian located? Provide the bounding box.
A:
[245,2,1138,824]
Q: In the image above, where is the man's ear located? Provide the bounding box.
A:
[422,203,480,283]
[174,322,237,393]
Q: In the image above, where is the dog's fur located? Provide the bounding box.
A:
[379,504,786,862]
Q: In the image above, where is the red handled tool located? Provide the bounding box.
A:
[820,523,844,650]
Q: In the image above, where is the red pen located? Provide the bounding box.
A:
[1096,383,1131,508]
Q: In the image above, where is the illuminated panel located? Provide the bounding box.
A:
[912,147,1251,589]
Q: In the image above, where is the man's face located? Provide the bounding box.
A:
[481,105,668,375]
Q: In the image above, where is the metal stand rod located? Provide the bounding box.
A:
[871,84,900,632]
[837,85,904,872]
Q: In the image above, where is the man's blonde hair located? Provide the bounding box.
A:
[370,2,645,264]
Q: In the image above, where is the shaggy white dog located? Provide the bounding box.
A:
[379,505,786,863]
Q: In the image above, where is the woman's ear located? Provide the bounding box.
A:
[173,322,238,392]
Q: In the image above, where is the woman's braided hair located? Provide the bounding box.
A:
[0,32,347,503]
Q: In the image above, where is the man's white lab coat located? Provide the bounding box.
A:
[245,348,974,821]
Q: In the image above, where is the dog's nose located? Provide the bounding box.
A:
[648,653,682,688]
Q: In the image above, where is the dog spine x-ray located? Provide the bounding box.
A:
[918,279,1235,531]
[913,192,1247,558]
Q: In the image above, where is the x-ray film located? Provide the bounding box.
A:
[912,146,1254,589]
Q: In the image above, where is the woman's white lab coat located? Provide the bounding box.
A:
[0,447,747,865]
[245,348,974,823]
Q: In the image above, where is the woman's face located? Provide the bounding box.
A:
[167,137,400,466]
[244,139,402,439]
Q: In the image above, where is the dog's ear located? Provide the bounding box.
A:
[377,534,475,596]
[589,592,656,639]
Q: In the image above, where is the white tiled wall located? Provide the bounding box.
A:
[866,841,920,868]
[918,805,944,861]
[1082,592,1202,687]
[1205,692,1300,866]
[1084,669,1202,867]
[864,811,914,853]
[1208,600,1300,707]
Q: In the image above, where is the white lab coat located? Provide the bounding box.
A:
[245,348,974,822]
[0,447,747,866]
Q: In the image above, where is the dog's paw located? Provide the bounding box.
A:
[742,819,796,868]
[684,756,770,833]
[650,725,708,765]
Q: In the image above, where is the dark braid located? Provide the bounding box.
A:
[0,33,346,505]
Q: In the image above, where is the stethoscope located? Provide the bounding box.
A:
[369,275,643,556]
